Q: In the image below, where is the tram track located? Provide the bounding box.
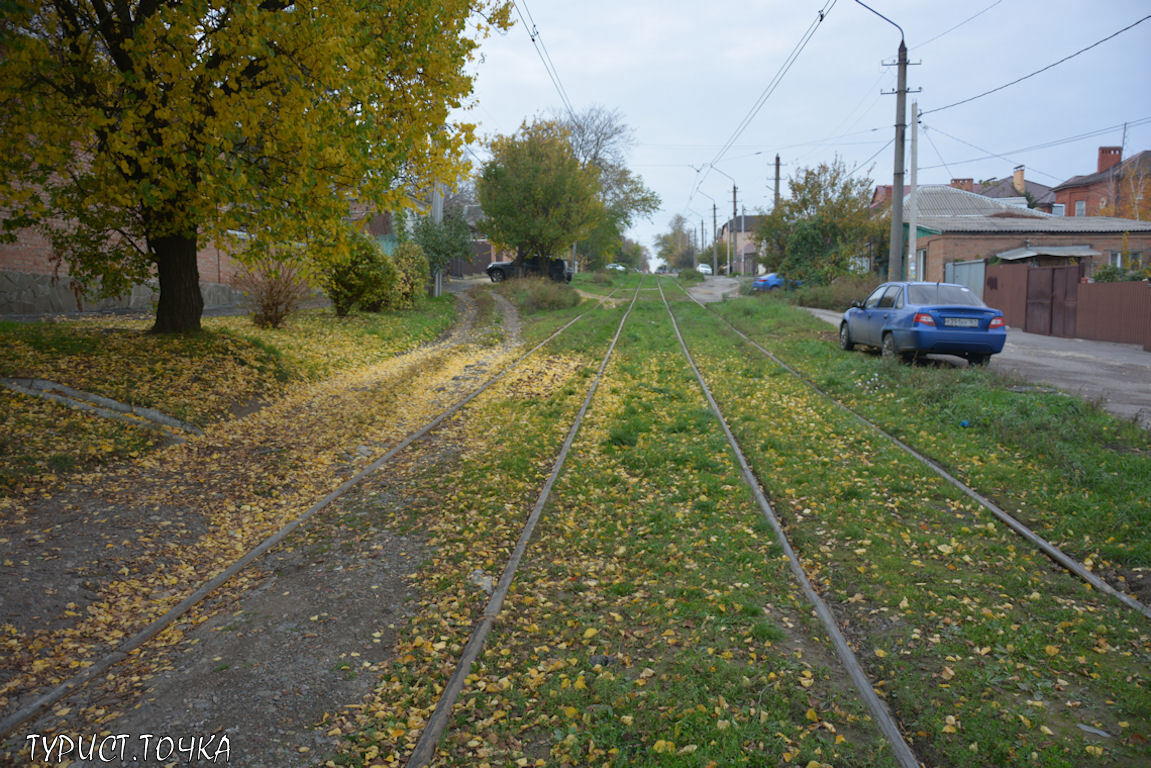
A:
[674,281,1151,621]
[0,286,627,742]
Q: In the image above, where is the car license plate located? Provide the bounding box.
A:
[944,317,979,328]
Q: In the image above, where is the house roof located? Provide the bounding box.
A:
[721,214,764,233]
[977,176,1055,206]
[908,185,1151,234]
[910,185,1050,218]
[915,214,1151,235]
[997,245,1101,261]
[1053,150,1151,192]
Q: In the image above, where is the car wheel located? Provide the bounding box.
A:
[488,269,505,283]
[839,323,854,351]
[881,333,909,363]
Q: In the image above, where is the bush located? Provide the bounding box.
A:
[235,252,311,328]
[495,277,580,313]
[320,232,395,316]
[591,270,613,285]
[391,242,430,308]
[1092,264,1139,283]
[787,273,880,311]
[679,267,705,283]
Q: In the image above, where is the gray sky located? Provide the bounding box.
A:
[458,0,1151,261]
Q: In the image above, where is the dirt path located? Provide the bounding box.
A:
[1,289,526,767]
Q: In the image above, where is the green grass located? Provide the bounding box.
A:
[671,291,1151,767]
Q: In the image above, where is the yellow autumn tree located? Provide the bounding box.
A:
[0,0,511,332]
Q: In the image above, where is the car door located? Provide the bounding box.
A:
[868,285,904,343]
[855,285,891,346]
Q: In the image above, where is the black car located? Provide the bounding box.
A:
[486,256,573,283]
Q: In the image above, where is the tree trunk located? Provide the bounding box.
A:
[150,234,204,333]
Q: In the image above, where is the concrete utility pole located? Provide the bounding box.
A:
[730,184,737,276]
[888,39,908,283]
[712,204,718,276]
[908,100,919,280]
[773,154,781,211]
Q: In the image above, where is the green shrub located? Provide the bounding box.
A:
[591,270,613,285]
[1091,264,1139,283]
[320,232,396,317]
[679,267,704,283]
[391,242,430,308]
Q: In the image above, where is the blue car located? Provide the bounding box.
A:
[839,281,1006,365]
[753,272,799,291]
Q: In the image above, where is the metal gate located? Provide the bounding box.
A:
[1024,264,1079,337]
[944,259,986,298]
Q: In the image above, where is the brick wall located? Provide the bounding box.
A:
[922,232,1151,283]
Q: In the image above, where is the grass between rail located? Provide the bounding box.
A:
[329,292,895,767]
[709,295,1151,572]
[0,298,456,495]
[670,291,1151,767]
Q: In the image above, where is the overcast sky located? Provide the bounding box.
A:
[455,0,1151,261]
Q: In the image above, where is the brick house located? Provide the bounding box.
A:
[1052,146,1151,218]
[906,185,1151,283]
[717,214,764,275]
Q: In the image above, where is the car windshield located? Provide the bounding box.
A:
[907,284,985,307]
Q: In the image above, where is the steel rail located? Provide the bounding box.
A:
[0,288,624,739]
[657,281,922,768]
[672,281,1151,620]
[404,281,645,767]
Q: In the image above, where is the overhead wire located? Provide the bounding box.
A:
[921,126,1061,180]
[511,0,576,120]
[912,0,1002,50]
[921,13,1151,115]
[692,0,838,202]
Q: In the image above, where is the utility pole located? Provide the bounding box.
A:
[730,184,737,276]
[773,154,781,211]
[740,205,747,275]
[908,101,919,280]
[431,181,443,297]
[712,204,718,276]
[887,40,907,282]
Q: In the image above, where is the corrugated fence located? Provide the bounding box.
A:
[984,263,1151,351]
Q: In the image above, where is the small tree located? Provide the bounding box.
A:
[412,212,472,281]
[477,120,602,268]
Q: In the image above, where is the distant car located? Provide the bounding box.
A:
[752,272,801,291]
[605,263,627,272]
[697,263,713,275]
[486,257,572,284]
[839,281,1006,365]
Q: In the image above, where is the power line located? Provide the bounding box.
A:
[846,138,893,179]
[917,117,1151,177]
[921,126,955,179]
[512,0,576,119]
[912,1,1002,50]
[922,13,1151,116]
[689,0,837,205]
[924,126,1060,180]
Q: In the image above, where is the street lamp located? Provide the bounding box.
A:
[855,0,909,281]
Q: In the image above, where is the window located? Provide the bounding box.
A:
[1110,252,1123,267]
[877,285,903,309]
[863,286,887,309]
[1075,200,1086,216]
[908,284,985,307]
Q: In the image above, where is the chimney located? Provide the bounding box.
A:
[1013,165,1025,195]
[950,178,974,192]
[1098,146,1122,174]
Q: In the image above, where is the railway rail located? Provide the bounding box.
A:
[0,286,627,740]
[672,280,1151,621]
